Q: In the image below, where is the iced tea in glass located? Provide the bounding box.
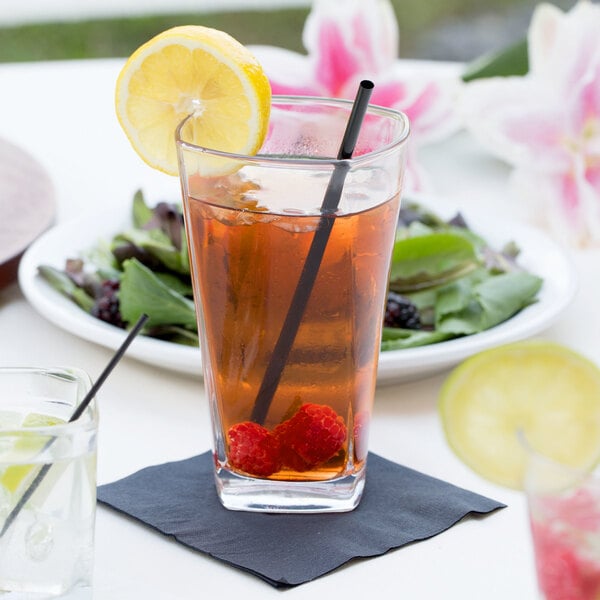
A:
[177,96,409,512]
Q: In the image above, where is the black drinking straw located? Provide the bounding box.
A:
[0,313,149,538]
[250,81,374,424]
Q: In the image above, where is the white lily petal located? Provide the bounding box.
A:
[402,78,462,144]
[559,171,600,247]
[390,61,463,143]
[402,152,434,195]
[540,1,600,94]
[565,57,600,138]
[528,3,564,77]
[461,77,570,171]
[511,166,600,248]
[303,0,398,75]
[586,135,600,156]
[248,45,320,96]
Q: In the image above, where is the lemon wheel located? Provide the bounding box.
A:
[115,25,271,175]
[439,341,600,489]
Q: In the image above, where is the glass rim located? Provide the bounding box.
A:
[175,94,410,167]
[518,429,600,493]
[0,366,97,435]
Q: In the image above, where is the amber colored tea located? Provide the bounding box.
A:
[185,186,400,482]
[178,95,409,512]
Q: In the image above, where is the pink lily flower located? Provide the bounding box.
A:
[250,0,461,193]
[461,1,600,247]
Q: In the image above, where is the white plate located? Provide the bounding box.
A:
[18,195,577,384]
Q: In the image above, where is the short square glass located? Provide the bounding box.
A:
[0,367,97,598]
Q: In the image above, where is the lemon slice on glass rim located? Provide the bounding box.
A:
[115,25,272,176]
[438,341,600,490]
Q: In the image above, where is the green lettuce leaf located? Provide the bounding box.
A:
[381,327,454,350]
[389,232,480,292]
[81,239,121,280]
[37,265,95,313]
[132,189,154,228]
[114,228,190,275]
[119,258,196,328]
[146,325,199,346]
[437,271,543,335]
[153,272,194,297]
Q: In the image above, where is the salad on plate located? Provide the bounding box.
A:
[38,190,543,352]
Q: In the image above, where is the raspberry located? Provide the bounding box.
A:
[275,403,347,469]
[227,422,282,477]
[272,419,312,472]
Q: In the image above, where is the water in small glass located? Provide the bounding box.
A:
[0,368,97,599]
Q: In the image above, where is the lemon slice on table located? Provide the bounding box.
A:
[0,412,64,495]
[115,25,272,176]
[439,341,600,490]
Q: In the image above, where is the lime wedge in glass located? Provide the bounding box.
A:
[438,341,600,489]
[0,412,65,495]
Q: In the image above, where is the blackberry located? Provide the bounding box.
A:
[384,292,421,329]
[91,279,126,328]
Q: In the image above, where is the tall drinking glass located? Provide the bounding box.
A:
[177,96,409,512]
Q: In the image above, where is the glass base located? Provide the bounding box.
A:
[214,465,366,513]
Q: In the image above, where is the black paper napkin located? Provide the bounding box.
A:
[97,451,505,588]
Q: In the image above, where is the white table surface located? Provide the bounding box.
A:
[1,58,599,600]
